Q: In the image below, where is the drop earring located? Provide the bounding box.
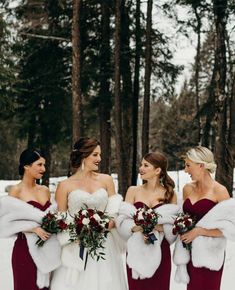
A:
[81,161,85,171]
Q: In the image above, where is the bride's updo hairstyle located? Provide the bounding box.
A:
[70,137,100,169]
[184,146,217,174]
[144,152,175,203]
[19,149,42,176]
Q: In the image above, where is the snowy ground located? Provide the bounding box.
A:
[1,171,235,290]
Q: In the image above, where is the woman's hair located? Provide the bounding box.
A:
[70,137,100,169]
[184,146,217,174]
[143,152,175,204]
[18,149,42,176]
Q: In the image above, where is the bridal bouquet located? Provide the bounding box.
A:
[36,211,68,247]
[172,212,196,250]
[133,206,161,244]
[69,206,111,262]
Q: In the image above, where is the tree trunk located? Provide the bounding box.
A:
[99,0,111,174]
[114,0,126,196]
[213,0,232,194]
[72,0,82,144]
[227,34,235,195]
[194,6,202,144]
[120,0,133,190]
[131,0,141,185]
[142,0,152,156]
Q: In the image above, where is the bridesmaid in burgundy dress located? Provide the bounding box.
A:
[9,149,51,290]
[181,146,230,290]
[125,152,177,290]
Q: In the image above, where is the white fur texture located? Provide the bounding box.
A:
[173,198,235,284]
[117,201,179,279]
[0,196,61,288]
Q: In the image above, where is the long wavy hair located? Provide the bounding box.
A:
[143,152,175,203]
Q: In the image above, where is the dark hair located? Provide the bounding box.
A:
[70,137,100,169]
[18,149,42,176]
[143,152,175,203]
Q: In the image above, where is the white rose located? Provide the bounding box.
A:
[82,218,90,225]
[137,212,144,220]
[93,214,101,221]
[82,210,88,215]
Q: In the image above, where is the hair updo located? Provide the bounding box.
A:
[144,152,175,203]
[184,146,217,174]
[18,149,42,176]
[70,137,100,169]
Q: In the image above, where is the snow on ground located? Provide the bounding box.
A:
[0,171,235,290]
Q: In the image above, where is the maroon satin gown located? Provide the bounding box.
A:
[183,198,224,290]
[12,200,51,290]
[127,201,171,290]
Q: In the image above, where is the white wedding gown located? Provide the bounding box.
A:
[50,188,127,290]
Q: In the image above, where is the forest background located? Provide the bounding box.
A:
[0,0,234,197]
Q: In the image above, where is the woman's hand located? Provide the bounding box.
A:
[180,227,202,244]
[154,224,163,232]
[108,219,115,230]
[33,227,51,241]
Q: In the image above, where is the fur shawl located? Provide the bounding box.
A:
[116,201,179,279]
[173,198,235,284]
[54,194,126,287]
[0,196,61,289]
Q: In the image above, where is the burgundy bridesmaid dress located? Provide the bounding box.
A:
[12,200,51,290]
[127,201,171,290]
[183,198,224,290]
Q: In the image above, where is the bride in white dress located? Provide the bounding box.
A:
[50,137,127,290]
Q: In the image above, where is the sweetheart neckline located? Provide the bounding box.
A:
[185,197,216,206]
[69,187,108,196]
[134,200,163,209]
[27,200,51,207]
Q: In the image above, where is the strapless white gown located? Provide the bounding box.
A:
[50,188,127,290]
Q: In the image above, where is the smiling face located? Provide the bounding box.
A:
[25,157,46,179]
[184,158,203,181]
[139,158,161,181]
[83,145,101,171]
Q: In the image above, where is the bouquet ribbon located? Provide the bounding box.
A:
[79,244,88,270]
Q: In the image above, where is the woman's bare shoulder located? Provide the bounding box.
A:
[97,173,113,182]
[8,183,21,197]
[183,182,195,199]
[125,185,142,203]
[214,181,230,202]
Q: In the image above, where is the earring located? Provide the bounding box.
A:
[81,161,85,171]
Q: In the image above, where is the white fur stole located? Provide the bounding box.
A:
[117,201,179,279]
[0,196,61,289]
[173,198,235,284]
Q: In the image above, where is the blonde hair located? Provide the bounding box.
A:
[185,146,217,174]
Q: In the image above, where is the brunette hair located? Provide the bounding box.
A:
[18,149,42,176]
[144,152,175,203]
[70,137,100,169]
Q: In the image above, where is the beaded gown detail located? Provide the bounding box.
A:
[183,198,224,290]
[12,200,51,290]
[127,201,171,290]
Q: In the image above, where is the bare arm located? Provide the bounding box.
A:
[55,181,69,211]
[104,175,116,197]
[125,186,136,204]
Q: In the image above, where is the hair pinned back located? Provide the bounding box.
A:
[70,137,100,169]
[18,149,42,176]
[184,146,217,173]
